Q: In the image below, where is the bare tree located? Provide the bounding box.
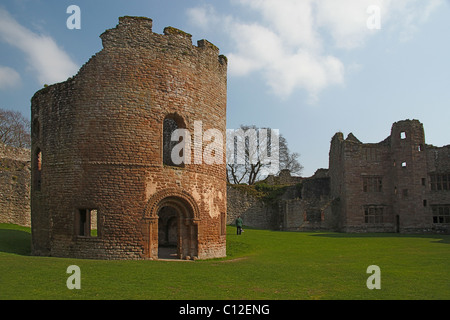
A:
[0,108,31,148]
[278,135,303,176]
[227,124,302,185]
[226,125,253,184]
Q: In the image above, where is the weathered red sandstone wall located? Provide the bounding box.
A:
[330,119,450,234]
[31,16,227,259]
[0,143,31,227]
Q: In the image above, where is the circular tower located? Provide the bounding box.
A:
[31,16,227,260]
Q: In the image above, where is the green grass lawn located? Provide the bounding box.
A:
[1,223,449,300]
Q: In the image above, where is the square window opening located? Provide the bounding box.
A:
[76,209,98,237]
[432,205,450,224]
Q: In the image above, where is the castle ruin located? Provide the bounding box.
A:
[3,16,446,264]
[30,16,227,260]
[330,119,450,233]
[228,120,450,234]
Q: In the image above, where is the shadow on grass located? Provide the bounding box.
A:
[309,232,450,244]
[0,227,31,255]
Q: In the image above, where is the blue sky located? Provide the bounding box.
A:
[1,0,449,176]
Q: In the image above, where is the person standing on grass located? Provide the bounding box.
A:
[235,215,243,235]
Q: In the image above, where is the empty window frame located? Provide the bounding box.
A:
[430,173,450,191]
[400,131,407,139]
[76,209,98,237]
[432,205,450,224]
[363,176,383,193]
[364,206,384,224]
[163,115,186,167]
[34,149,42,191]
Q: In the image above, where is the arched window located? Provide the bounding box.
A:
[34,148,42,191]
[163,114,187,167]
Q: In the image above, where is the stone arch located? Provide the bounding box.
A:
[143,188,200,260]
[144,188,200,220]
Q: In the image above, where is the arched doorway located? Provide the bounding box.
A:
[144,189,200,260]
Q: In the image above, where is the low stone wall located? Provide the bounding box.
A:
[226,185,277,229]
[0,143,31,227]
[227,174,338,232]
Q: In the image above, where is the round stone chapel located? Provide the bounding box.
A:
[30,16,227,260]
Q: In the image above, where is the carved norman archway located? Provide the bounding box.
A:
[143,189,200,260]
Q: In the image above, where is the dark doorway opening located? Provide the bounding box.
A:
[158,206,178,259]
[148,194,199,260]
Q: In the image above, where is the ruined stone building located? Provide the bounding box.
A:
[19,18,450,264]
[227,169,336,231]
[228,120,450,234]
[30,16,228,260]
[330,119,450,234]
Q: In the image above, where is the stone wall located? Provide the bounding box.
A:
[282,175,338,231]
[227,185,276,229]
[0,143,31,227]
[425,144,450,233]
[228,119,450,235]
[329,131,395,232]
[264,169,302,186]
[330,119,450,234]
[227,170,338,231]
[31,16,227,260]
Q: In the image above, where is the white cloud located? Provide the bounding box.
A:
[267,52,344,103]
[187,0,444,102]
[315,0,375,49]
[236,0,321,50]
[186,5,219,30]
[315,0,445,46]
[0,8,78,86]
[0,65,21,89]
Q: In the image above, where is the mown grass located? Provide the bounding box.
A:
[1,223,449,300]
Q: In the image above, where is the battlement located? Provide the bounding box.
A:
[163,26,192,40]
[390,119,425,144]
[119,15,153,27]
[100,16,225,62]
[30,15,228,260]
